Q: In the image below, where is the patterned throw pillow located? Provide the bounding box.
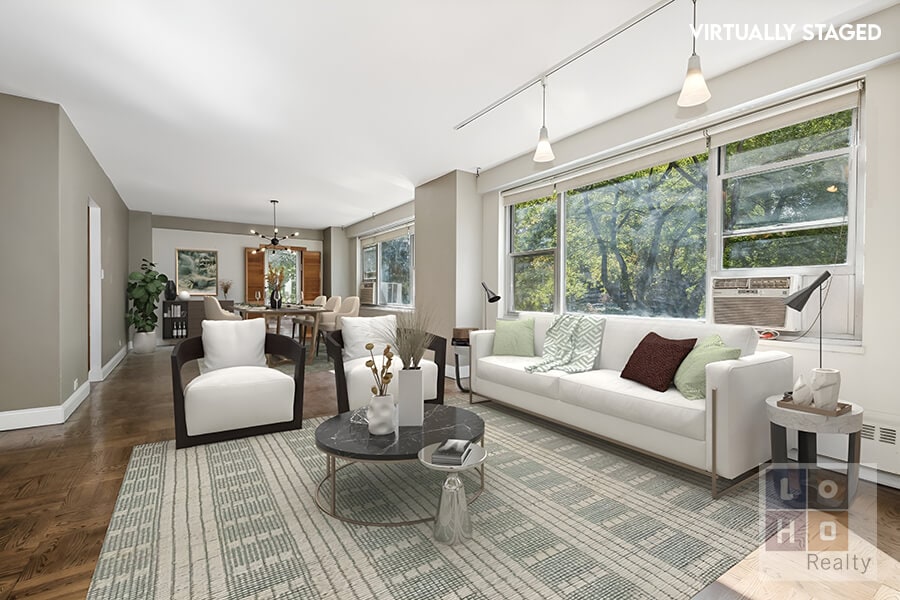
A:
[526,314,605,374]
[620,332,697,392]
[673,334,741,400]
[557,316,606,374]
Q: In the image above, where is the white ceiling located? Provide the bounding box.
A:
[0,0,893,229]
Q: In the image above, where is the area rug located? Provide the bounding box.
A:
[87,400,763,600]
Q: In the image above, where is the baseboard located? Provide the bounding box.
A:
[101,346,127,380]
[787,448,900,490]
[0,381,90,431]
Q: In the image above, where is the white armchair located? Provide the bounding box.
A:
[171,318,305,448]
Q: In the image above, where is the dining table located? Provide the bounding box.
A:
[234,304,328,364]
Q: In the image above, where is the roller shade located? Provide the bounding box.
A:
[707,81,861,148]
[360,224,414,247]
[502,131,707,205]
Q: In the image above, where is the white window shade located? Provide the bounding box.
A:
[360,224,414,247]
[707,81,861,149]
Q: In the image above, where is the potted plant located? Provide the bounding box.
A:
[219,279,233,299]
[365,343,395,435]
[126,258,168,354]
[393,311,435,426]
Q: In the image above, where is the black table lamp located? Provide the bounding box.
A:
[481,282,501,329]
[783,270,831,368]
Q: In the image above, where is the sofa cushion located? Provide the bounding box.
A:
[345,356,438,411]
[341,315,396,361]
[559,370,707,441]
[201,318,267,371]
[621,332,696,392]
[492,318,535,357]
[477,355,563,399]
[184,366,294,436]
[674,334,742,400]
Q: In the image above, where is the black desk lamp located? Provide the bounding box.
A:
[481,282,501,330]
[783,270,831,368]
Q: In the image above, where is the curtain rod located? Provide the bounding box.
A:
[453,0,677,131]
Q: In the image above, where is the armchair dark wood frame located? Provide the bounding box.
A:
[171,334,306,449]
[324,330,447,414]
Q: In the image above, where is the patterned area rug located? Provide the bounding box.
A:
[88,399,762,600]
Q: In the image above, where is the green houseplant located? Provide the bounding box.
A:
[126,258,168,353]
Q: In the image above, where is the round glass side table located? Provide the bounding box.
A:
[418,442,487,544]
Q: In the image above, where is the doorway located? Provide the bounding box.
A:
[89,201,102,381]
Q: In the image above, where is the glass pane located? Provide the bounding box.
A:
[512,196,557,252]
[723,226,848,268]
[725,110,852,173]
[512,254,554,312]
[564,153,708,318]
[723,156,849,232]
[362,246,377,280]
[379,235,412,305]
[266,250,299,303]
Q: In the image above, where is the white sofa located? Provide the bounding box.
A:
[470,313,793,493]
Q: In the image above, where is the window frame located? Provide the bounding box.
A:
[359,224,415,308]
[501,91,864,339]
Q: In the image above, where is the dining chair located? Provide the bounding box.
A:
[203,296,242,321]
[293,295,340,341]
[315,296,360,356]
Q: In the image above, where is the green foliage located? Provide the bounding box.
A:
[126,258,168,333]
[267,250,298,302]
[379,235,412,305]
[724,226,848,268]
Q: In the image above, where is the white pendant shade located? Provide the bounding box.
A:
[677,54,711,107]
[533,126,555,163]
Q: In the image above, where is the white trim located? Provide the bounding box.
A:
[89,201,103,382]
[0,381,90,431]
[100,346,128,380]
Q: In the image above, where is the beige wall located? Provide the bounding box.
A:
[323,226,351,297]
[478,6,900,431]
[0,94,130,412]
[0,94,61,411]
[129,210,153,273]
[58,109,130,399]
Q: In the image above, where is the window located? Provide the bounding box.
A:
[509,196,557,312]
[503,87,861,339]
[565,153,708,318]
[360,226,415,307]
[719,110,854,269]
[265,249,300,303]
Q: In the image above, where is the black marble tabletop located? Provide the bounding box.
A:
[315,404,484,461]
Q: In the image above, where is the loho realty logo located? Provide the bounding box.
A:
[759,462,879,582]
[690,23,883,42]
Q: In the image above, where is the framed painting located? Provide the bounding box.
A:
[176,249,218,295]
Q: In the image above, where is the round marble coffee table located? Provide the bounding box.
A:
[314,404,485,526]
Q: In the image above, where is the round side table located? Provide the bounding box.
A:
[765,395,863,507]
[418,443,487,544]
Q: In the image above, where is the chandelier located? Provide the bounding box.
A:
[250,199,299,254]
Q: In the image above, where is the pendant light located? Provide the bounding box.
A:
[533,78,555,163]
[250,199,299,254]
[677,0,711,107]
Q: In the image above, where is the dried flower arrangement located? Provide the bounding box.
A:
[365,342,394,396]
[219,279,233,297]
[266,266,285,291]
[394,310,435,369]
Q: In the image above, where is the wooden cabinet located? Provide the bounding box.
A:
[245,248,266,303]
[162,300,234,340]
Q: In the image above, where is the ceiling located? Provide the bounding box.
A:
[0,1,892,229]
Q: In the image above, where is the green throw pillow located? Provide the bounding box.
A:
[674,334,741,400]
[492,318,535,357]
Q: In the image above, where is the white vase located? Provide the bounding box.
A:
[132,331,156,354]
[397,368,424,426]
[810,368,841,411]
[367,394,396,435]
[791,375,814,406]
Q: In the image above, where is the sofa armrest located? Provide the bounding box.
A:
[705,350,793,479]
[469,330,495,393]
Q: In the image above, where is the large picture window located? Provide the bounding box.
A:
[504,91,860,337]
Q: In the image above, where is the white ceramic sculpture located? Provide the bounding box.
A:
[367,394,397,435]
[810,368,841,411]
[178,290,191,300]
[791,375,814,406]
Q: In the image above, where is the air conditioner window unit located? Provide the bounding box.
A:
[711,275,801,330]
[359,281,376,305]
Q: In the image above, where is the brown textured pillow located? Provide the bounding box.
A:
[620,332,697,392]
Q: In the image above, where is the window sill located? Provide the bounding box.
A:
[758,337,864,355]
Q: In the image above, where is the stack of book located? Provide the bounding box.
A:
[431,439,473,466]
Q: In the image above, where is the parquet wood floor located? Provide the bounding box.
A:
[0,346,897,599]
